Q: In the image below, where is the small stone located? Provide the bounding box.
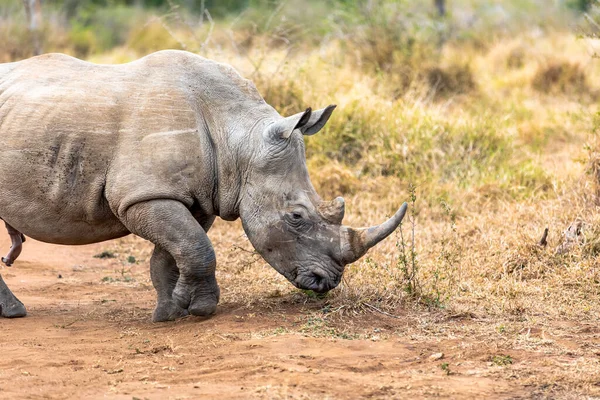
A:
[429,352,444,361]
[106,368,123,374]
[57,274,62,279]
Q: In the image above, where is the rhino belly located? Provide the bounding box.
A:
[0,127,129,245]
[0,150,130,244]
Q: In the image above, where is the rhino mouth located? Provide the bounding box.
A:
[294,269,340,293]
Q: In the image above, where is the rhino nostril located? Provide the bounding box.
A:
[311,270,325,283]
[310,271,330,292]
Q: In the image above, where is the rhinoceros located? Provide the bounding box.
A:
[0,50,407,321]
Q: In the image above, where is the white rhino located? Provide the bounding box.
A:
[0,50,407,321]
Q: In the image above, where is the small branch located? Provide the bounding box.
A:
[538,227,549,247]
[146,16,188,50]
[22,0,42,55]
[363,302,402,319]
[231,244,259,255]
[199,9,214,51]
[59,318,80,328]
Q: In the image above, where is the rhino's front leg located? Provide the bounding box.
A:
[122,200,220,319]
[0,274,27,318]
[150,245,189,322]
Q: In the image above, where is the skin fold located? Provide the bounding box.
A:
[0,50,406,321]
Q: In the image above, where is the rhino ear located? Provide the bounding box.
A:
[264,108,312,141]
[299,105,336,136]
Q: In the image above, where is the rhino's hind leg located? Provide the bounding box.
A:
[2,222,25,267]
[0,274,26,318]
[123,200,220,319]
[150,245,188,322]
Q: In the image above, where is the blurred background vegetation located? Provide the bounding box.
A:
[3,0,600,317]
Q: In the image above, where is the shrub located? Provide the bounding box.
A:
[305,99,552,201]
[126,19,184,55]
[335,0,443,94]
[0,22,36,62]
[307,160,361,200]
[253,74,306,116]
[506,47,525,69]
[532,61,589,95]
[68,5,144,56]
[566,0,594,12]
[425,63,477,98]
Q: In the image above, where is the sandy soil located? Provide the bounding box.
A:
[0,234,598,400]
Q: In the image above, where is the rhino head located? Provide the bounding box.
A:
[239,105,407,293]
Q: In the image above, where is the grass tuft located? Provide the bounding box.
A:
[425,63,477,98]
[532,61,589,96]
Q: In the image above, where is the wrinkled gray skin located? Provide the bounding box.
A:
[0,50,407,321]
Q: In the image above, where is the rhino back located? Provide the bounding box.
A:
[0,51,246,244]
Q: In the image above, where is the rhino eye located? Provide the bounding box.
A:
[285,210,311,231]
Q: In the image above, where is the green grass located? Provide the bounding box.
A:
[491,355,513,366]
[303,99,552,203]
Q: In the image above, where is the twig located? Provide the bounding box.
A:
[146,16,188,50]
[584,13,600,38]
[265,0,287,31]
[199,9,214,51]
[231,244,259,255]
[60,318,80,328]
[363,302,402,319]
[538,227,549,247]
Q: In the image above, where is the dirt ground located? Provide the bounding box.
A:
[0,232,599,400]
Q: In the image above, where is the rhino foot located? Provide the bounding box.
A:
[0,275,27,318]
[173,278,220,317]
[152,299,189,323]
[1,298,27,318]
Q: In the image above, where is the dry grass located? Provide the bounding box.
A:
[425,63,477,98]
[532,61,591,96]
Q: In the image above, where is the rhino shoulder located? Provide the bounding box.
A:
[131,50,216,73]
[139,50,265,103]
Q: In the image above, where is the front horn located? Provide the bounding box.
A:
[341,202,408,264]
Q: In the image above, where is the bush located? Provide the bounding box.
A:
[425,63,477,98]
[67,5,146,56]
[305,100,552,200]
[335,0,444,94]
[126,19,184,55]
[307,160,361,199]
[0,22,35,62]
[506,47,526,69]
[566,0,594,12]
[253,74,306,116]
[532,61,589,95]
